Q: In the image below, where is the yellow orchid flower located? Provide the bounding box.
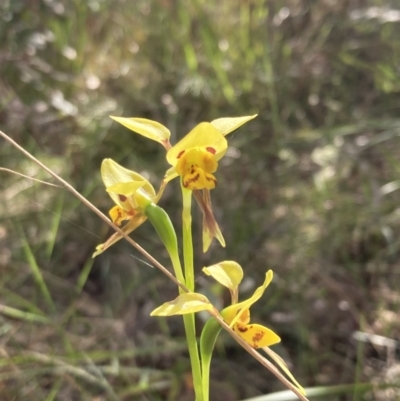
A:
[165,122,227,190]
[203,262,304,394]
[111,114,257,251]
[164,114,258,187]
[221,270,280,349]
[93,158,162,257]
[152,260,279,349]
[203,262,280,349]
[152,262,304,395]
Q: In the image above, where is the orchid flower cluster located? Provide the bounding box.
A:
[93,115,305,401]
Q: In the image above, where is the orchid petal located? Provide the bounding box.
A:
[234,323,281,349]
[110,116,171,147]
[163,166,179,184]
[211,114,257,136]
[101,159,156,207]
[202,221,225,253]
[107,181,146,196]
[150,293,213,316]
[222,270,274,326]
[193,189,225,252]
[109,205,134,225]
[166,123,227,166]
[101,159,155,196]
[234,270,273,313]
[203,261,243,292]
[92,214,147,257]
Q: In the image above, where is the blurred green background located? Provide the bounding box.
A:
[1,0,400,400]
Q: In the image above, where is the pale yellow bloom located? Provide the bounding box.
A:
[93,159,162,257]
[111,114,257,251]
[204,263,280,349]
[221,271,281,349]
[152,261,280,349]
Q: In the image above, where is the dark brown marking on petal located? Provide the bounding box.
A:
[252,330,264,345]
[184,173,200,187]
[119,194,127,202]
[206,147,216,155]
[113,209,123,225]
[177,150,185,159]
[237,325,248,333]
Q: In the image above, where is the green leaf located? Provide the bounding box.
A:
[145,203,178,259]
[200,316,222,401]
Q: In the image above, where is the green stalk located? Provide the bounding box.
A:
[145,196,203,400]
[164,248,203,401]
[181,184,195,291]
[181,183,203,401]
[182,314,203,401]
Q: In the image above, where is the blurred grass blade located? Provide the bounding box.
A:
[380,180,400,196]
[353,315,366,401]
[0,303,50,324]
[241,382,400,401]
[76,256,95,293]
[16,223,56,313]
[26,351,117,393]
[178,6,198,72]
[83,353,120,401]
[44,378,62,401]
[2,287,47,316]
[46,193,64,260]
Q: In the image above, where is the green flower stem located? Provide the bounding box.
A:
[145,194,203,399]
[182,314,204,401]
[181,184,194,291]
[166,251,203,401]
[181,182,203,401]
